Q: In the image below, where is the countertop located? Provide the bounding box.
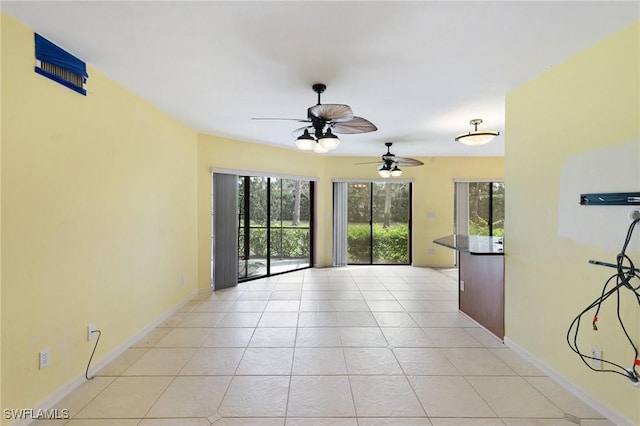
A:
[433,234,504,255]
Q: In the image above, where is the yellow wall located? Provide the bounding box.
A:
[1,13,199,418]
[504,22,640,423]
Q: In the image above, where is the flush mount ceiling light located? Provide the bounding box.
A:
[455,119,500,146]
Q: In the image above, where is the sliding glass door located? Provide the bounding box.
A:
[455,181,505,237]
[347,182,411,265]
[469,181,505,237]
[238,176,314,282]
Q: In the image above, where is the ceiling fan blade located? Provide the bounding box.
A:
[353,161,383,165]
[309,104,353,122]
[252,117,310,122]
[331,116,378,134]
[354,159,423,168]
[395,157,424,167]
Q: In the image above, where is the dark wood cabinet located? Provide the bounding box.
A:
[458,251,504,339]
[434,235,505,340]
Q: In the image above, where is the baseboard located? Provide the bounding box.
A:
[15,290,200,426]
[504,336,635,426]
[199,286,213,294]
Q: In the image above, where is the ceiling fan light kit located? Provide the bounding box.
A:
[379,165,403,178]
[294,129,315,151]
[317,128,340,150]
[455,118,500,146]
[378,161,392,178]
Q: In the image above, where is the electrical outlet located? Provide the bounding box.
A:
[88,323,97,341]
[590,347,603,368]
[427,248,435,255]
[39,347,51,369]
[460,280,465,291]
[181,273,186,285]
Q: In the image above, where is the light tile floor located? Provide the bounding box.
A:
[35,266,613,425]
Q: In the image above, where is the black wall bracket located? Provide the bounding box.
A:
[580,192,640,206]
[589,259,640,273]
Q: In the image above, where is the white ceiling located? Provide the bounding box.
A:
[2,1,638,158]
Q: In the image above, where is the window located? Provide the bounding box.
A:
[455,181,505,237]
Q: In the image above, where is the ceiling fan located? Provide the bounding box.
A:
[355,142,424,177]
[252,83,377,153]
